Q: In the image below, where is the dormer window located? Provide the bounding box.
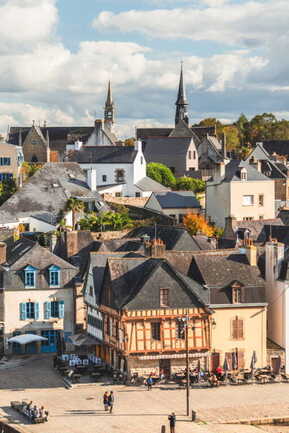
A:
[232,283,242,304]
[24,265,37,288]
[49,265,61,288]
[240,168,247,181]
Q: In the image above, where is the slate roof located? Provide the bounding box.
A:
[190,252,266,304]
[142,136,193,164]
[210,159,272,184]
[136,125,216,140]
[278,209,289,225]
[246,143,287,179]
[135,177,169,192]
[8,126,94,147]
[68,146,137,164]
[145,191,201,211]
[1,238,77,290]
[125,225,215,251]
[262,225,289,247]
[0,163,108,224]
[262,140,289,158]
[105,257,209,310]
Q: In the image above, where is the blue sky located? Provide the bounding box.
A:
[0,0,289,137]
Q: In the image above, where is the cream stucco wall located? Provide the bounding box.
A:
[206,179,275,228]
[4,289,75,351]
[230,180,275,223]
[211,306,267,369]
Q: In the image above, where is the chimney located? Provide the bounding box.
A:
[223,216,236,240]
[65,231,79,259]
[222,133,227,158]
[245,243,257,267]
[134,139,142,152]
[219,162,225,178]
[265,240,285,282]
[0,242,7,265]
[50,233,58,253]
[87,168,97,191]
[144,238,166,257]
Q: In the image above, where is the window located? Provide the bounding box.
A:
[102,175,107,182]
[141,156,143,165]
[259,215,264,220]
[151,321,161,340]
[106,316,110,336]
[115,169,125,183]
[0,173,13,182]
[232,283,242,304]
[258,194,264,206]
[193,151,196,159]
[89,286,93,297]
[243,217,253,221]
[0,157,11,166]
[135,192,141,197]
[160,288,169,307]
[242,195,254,206]
[44,301,64,319]
[115,192,122,197]
[49,265,60,287]
[20,302,39,320]
[188,151,192,160]
[232,316,244,340]
[87,314,102,329]
[24,265,37,288]
[176,320,185,339]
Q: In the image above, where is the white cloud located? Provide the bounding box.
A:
[0,0,58,53]
[93,1,289,48]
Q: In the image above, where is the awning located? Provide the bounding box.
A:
[8,334,48,345]
[137,352,209,361]
[68,333,100,346]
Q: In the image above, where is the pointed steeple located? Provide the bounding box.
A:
[104,81,114,131]
[175,63,189,126]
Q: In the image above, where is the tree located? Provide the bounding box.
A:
[78,211,132,232]
[183,214,214,236]
[235,113,250,146]
[0,178,17,206]
[223,125,240,151]
[147,162,176,188]
[22,162,42,179]
[124,138,136,146]
[66,198,85,229]
[175,177,205,193]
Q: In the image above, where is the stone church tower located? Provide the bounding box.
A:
[175,64,189,126]
[104,81,114,132]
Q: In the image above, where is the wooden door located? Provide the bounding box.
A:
[211,352,220,372]
[271,357,281,374]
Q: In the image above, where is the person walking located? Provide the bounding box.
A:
[146,375,153,390]
[168,412,176,433]
[108,391,114,414]
[103,391,109,412]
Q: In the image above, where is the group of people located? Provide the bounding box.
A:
[22,401,48,423]
[103,391,114,413]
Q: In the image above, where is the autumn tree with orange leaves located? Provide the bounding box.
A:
[183,213,215,237]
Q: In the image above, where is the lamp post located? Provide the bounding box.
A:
[178,314,191,417]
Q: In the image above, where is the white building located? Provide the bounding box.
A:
[70,140,168,198]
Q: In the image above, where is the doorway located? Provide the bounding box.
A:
[159,359,171,377]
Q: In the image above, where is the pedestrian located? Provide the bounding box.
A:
[108,391,114,414]
[146,375,153,390]
[103,391,109,412]
[168,412,176,433]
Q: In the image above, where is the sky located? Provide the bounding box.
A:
[1,0,289,137]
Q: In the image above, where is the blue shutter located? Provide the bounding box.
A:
[20,303,26,320]
[34,302,39,320]
[59,300,64,319]
[44,302,51,319]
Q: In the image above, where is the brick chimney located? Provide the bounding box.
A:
[144,238,166,257]
[65,231,79,258]
[0,243,7,265]
[245,240,257,266]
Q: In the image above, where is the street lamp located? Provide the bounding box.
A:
[178,314,194,417]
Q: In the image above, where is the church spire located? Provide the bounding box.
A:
[104,81,114,131]
[175,63,189,126]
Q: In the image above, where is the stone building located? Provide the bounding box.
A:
[0,140,24,185]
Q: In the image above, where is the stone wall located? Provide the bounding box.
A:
[104,194,148,208]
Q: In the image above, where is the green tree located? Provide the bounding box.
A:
[79,211,132,232]
[175,177,205,193]
[235,113,250,145]
[147,162,176,188]
[66,198,85,229]
[223,125,240,151]
[0,178,17,206]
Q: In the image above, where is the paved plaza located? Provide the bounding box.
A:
[0,355,289,433]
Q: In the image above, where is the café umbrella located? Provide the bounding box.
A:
[8,334,48,345]
[250,350,257,370]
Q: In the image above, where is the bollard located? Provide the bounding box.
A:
[161,425,166,433]
[192,410,196,422]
